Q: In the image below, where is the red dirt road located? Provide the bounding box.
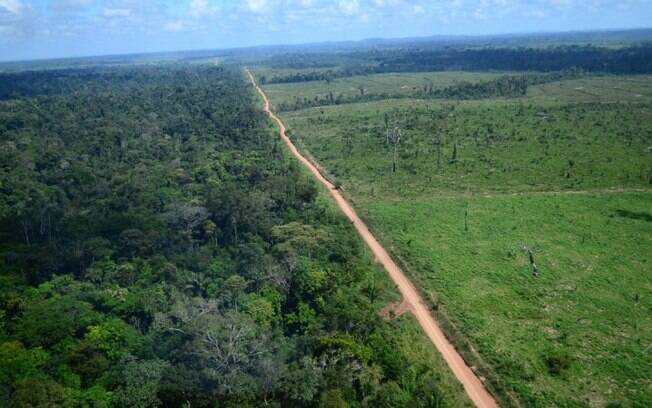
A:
[247,69,499,408]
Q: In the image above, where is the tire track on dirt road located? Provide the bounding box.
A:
[246,68,500,408]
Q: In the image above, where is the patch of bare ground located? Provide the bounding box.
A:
[379,299,414,320]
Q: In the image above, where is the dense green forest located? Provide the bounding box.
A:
[0,66,464,407]
[261,45,652,84]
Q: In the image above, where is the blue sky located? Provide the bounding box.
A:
[1,0,651,62]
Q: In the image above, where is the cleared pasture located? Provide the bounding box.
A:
[264,70,652,406]
[263,71,509,109]
[364,192,652,407]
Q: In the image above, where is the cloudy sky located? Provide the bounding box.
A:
[1,0,651,61]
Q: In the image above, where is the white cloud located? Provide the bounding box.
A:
[50,0,95,11]
[189,0,219,18]
[338,0,360,16]
[102,8,132,18]
[164,20,185,32]
[527,8,548,18]
[548,0,573,7]
[247,0,269,13]
[293,0,315,7]
[4,0,652,61]
[0,0,24,15]
[473,8,488,20]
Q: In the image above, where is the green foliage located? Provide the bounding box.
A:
[15,296,99,348]
[280,357,324,404]
[318,333,373,363]
[79,385,113,408]
[0,310,5,339]
[114,359,167,408]
[0,341,50,384]
[544,350,572,376]
[243,294,276,329]
[263,57,652,407]
[262,45,652,85]
[11,377,68,408]
[319,389,350,408]
[85,318,142,360]
[370,381,412,408]
[0,64,470,407]
[286,302,318,333]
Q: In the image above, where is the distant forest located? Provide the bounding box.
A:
[261,45,652,84]
[0,68,171,100]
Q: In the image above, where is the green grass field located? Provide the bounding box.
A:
[281,80,652,201]
[527,76,652,104]
[262,71,508,109]
[263,70,652,407]
[364,192,652,407]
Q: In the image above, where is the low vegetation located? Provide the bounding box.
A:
[281,77,652,201]
[364,192,652,406]
[261,50,652,407]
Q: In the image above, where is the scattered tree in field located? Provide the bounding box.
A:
[383,112,389,134]
[387,127,402,173]
[450,142,458,163]
[521,245,539,277]
[433,119,447,169]
[423,79,434,94]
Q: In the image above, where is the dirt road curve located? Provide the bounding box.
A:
[246,69,499,408]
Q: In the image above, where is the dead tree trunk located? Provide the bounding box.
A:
[232,215,239,244]
[433,120,447,169]
[388,127,401,173]
[521,245,539,277]
[22,220,30,246]
[433,134,442,169]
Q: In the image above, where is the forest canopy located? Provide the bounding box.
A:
[261,45,652,84]
[0,66,454,407]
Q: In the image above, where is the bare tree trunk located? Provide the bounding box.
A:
[388,127,401,173]
[22,221,30,246]
[521,245,539,277]
[232,216,238,244]
[393,143,398,173]
[437,144,441,168]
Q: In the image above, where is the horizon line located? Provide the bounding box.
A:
[1,26,651,65]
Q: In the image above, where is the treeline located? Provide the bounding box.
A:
[260,66,373,85]
[264,45,652,84]
[0,67,164,100]
[276,71,579,112]
[0,66,454,407]
[377,45,652,74]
